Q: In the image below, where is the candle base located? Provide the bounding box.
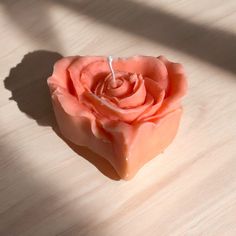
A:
[52,92,182,180]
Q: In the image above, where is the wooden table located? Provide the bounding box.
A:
[1,0,236,235]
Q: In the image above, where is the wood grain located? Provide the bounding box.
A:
[0,0,236,235]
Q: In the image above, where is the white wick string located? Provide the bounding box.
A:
[108,56,116,85]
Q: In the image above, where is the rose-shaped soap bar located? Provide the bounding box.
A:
[48,56,187,180]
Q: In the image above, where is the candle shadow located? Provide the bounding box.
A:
[4,50,120,181]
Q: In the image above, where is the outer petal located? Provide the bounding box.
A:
[81,91,154,123]
[51,88,114,152]
[158,56,187,100]
[51,86,107,137]
[67,56,107,96]
[101,121,134,179]
[80,60,111,92]
[141,56,188,122]
[102,108,182,179]
[47,56,78,94]
[135,77,165,122]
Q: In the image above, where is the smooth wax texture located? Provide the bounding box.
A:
[48,56,187,180]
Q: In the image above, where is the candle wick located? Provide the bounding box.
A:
[108,56,116,85]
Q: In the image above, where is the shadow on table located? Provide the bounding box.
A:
[55,0,236,74]
[4,50,120,181]
[0,141,100,236]
[2,0,235,74]
[1,0,62,51]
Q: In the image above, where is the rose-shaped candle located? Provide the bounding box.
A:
[48,55,187,180]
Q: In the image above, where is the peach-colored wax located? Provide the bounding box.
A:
[48,55,187,179]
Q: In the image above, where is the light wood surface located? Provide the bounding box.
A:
[1,0,236,235]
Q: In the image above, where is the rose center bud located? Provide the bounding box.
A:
[105,72,134,98]
[107,77,123,89]
[94,71,146,109]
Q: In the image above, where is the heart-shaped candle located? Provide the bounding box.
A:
[48,55,187,180]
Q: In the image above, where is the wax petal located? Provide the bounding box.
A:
[81,92,153,123]
[68,56,106,96]
[144,56,188,120]
[109,74,147,109]
[101,121,134,178]
[52,88,110,142]
[114,56,168,91]
[80,60,110,91]
[135,77,165,122]
[104,77,133,98]
[126,108,182,179]
[48,56,78,94]
[52,87,86,117]
[102,108,182,179]
[95,72,133,98]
